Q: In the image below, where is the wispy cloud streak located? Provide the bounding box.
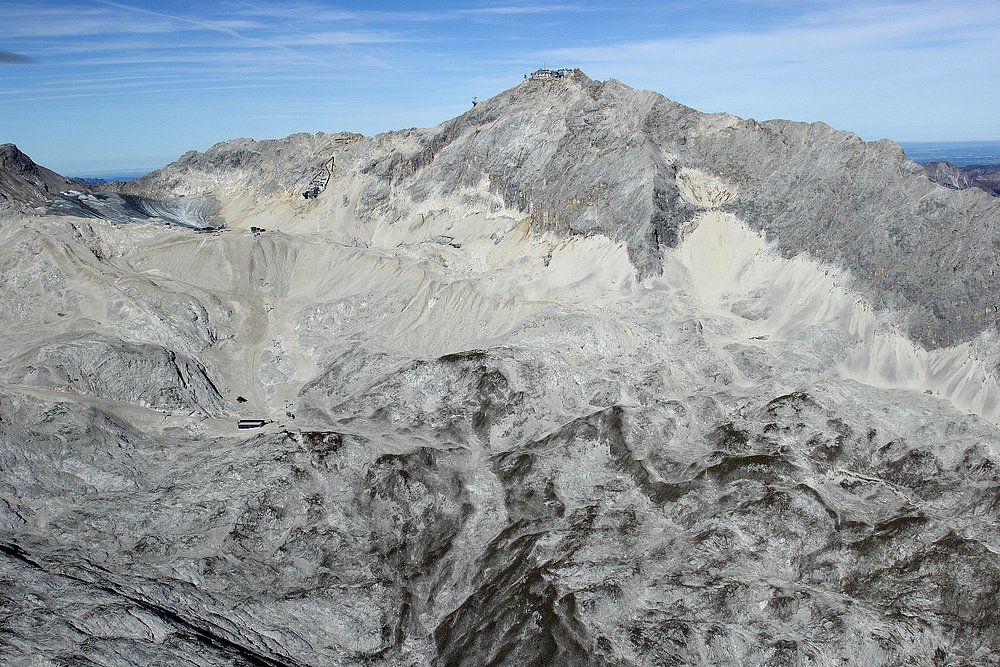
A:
[536,0,1000,138]
[3,0,997,174]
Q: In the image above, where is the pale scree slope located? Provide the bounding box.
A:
[1,71,1000,666]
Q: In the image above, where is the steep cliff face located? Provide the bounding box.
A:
[2,74,1000,666]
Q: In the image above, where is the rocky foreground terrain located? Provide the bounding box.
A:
[2,70,1000,666]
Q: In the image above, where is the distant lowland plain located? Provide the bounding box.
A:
[897,140,1000,166]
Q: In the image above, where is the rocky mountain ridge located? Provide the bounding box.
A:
[2,72,1000,666]
[0,143,221,229]
[112,70,1000,350]
[923,160,1000,197]
[0,142,81,215]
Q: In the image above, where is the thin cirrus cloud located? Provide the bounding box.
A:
[235,2,585,23]
[4,0,576,80]
[16,0,399,68]
[3,0,998,174]
[91,0,264,36]
[541,1,998,82]
[537,0,1000,139]
[4,3,195,38]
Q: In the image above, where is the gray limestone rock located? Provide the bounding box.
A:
[5,336,227,415]
[2,73,1000,666]
[924,160,1000,197]
[116,131,363,200]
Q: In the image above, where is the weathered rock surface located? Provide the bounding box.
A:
[117,131,363,201]
[0,142,82,215]
[924,160,1000,197]
[2,73,1000,666]
[5,336,226,415]
[44,190,222,230]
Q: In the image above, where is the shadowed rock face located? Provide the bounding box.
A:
[924,160,1000,197]
[3,74,1000,666]
[0,142,81,214]
[963,163,1000,196]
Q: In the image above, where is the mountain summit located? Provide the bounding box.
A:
[120,70,1000,348]
[2,73,1000,666]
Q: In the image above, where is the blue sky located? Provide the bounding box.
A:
[2,0,998,175]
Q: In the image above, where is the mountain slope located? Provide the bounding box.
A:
[0,142,81,215]
[123,70,1000,349]
[924,160,1000,197]
[2,73,1000,666]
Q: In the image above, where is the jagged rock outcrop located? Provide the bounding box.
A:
[5,336,226,415]
[2,73,1000,666]
[0,142,81,215]
[924,160,1000,197]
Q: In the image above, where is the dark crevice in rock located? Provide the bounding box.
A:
[0,542,308,667]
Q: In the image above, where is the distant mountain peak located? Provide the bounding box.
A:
[0,142,40,176]
[923,160,1000,197]
[0,142,80,213]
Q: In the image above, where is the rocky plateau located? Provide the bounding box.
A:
[1,70,1000,666]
